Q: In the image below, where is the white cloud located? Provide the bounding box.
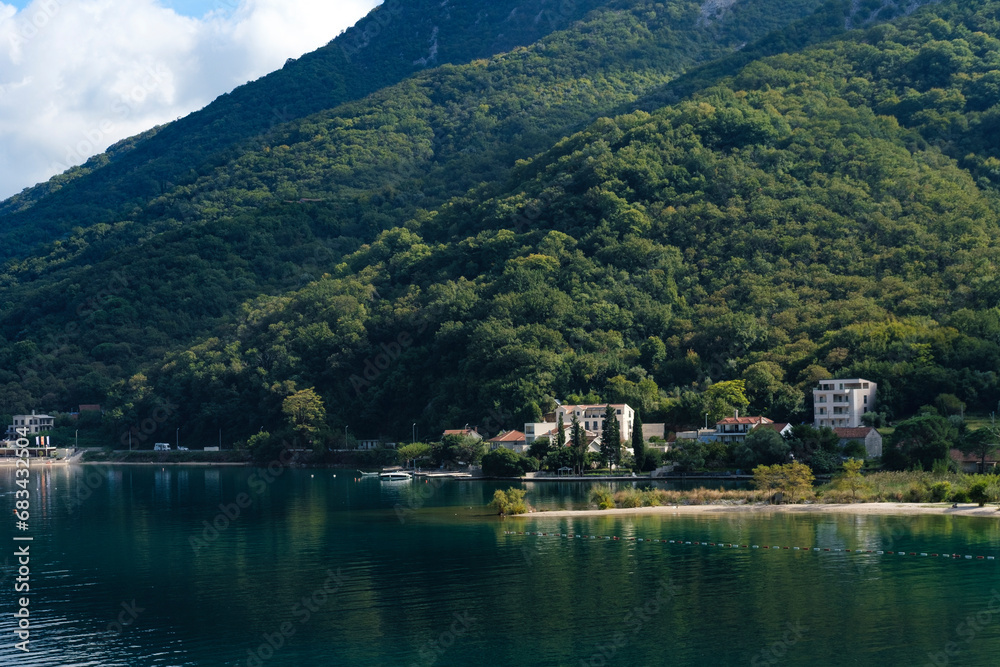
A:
[0,0,381,199]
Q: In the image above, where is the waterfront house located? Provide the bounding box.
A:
[949,448,998,474]
[834,427,883,458]
[525,403,663,444]
[6,411,55,438]
[442,426,483,440]
[714,412,774,444]
[487,430,528,453]
[358,438,397,450]
[813,378,877,428]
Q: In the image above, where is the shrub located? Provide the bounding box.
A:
[490,488,528,515]
[590,485,615,510]
[967,481,994,507]
[843,441,867,459]
[929,481,951,502]
[615,488,643,508]
[482,448,528,477]
[905,484,926,503]
[950,489,970,503]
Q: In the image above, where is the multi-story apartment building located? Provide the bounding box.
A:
[6,411,55,438]
[813,378,877,428]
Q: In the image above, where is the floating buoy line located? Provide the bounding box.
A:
[504,531,997,561]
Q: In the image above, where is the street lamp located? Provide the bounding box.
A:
[412,422,416,444]
[176,427,179,450]
[704,412,709,430]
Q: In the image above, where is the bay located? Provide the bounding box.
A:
[1,465,999,666]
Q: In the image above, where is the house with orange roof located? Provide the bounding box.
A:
[441,426,482,440]
[714,411,773,444]
[487,430,528,453]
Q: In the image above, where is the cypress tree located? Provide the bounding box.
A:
[632,412,645,473]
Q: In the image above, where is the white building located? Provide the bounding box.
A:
[714,412,774,444]
[6,411,55,438]
[553,403,635,444]
[813,378,876,428]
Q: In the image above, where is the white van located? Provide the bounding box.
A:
[154,442,170,451]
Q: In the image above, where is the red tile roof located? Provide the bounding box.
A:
[834,427,876,439]
[950,448,999,464]
[443,428,479,436]
[489,430,526,443]
[716,416,772,426]
[757,422,789,432]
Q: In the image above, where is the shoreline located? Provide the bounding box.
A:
[520,502,1000,518]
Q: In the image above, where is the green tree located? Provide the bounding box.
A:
[703,380,750,423]
[556,413,566,449]
[490,487,528,516]
[600,404,621,469]
[731,427,790,470]
[752,462,814,502]
[282,387,326,443]
[632,411,646,473]
[527,436,550,460]
[960,416,1000,474]
[885,414,959,471]
[673,440,706,472]
[397,442,432,469]
[571,414,586,475]
[482,448,527,477]
[836,458,868,501]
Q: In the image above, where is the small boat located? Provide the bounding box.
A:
[379,471,412,481]
[359,471,379,477]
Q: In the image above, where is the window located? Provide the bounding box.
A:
[863,383,869,389]
[616,409,621,414]
[585,421,590,430]
[819,407,826,415]
[817,396,826,403]
[863,396,868,404]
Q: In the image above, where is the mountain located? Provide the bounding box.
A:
[7,0,1000,450]
[0,0,615,256]
[0,0,834,416]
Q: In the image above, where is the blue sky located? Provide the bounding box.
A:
[8,0,212,17]
[0,0,381,198]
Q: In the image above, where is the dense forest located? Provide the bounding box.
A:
[3,0,1000,454]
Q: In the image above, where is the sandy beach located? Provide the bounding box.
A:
[522,502,1000,518]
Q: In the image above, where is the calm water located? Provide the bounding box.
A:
[2,465,1000,666]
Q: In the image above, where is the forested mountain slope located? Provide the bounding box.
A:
[0,0,616,256]
[0,0,836,417]
[140,0,1000,445]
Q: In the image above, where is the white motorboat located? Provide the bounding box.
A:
[379,471,412,481]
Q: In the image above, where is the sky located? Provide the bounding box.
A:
[0,0,381,200]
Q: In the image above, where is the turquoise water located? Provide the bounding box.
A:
[2,465,1000,666]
